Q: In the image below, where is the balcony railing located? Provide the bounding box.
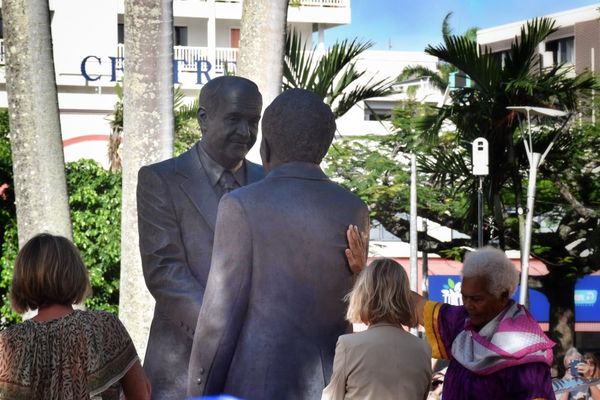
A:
[116,44,239,74]
[182,0,349,6]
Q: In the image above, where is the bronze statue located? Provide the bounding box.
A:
[187,89,370,399]
[136,76,264,399]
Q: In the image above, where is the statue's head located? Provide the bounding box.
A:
[197,76,262,170]
[260,89,335,171]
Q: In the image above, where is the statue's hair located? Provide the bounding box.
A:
[461,246,518,298]
[346,258,417,328]
[261,89,335,164]
[198,75,260,116]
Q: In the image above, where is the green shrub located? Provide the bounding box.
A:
[0,159,122,328]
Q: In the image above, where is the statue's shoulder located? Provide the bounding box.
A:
[142,144,199,176]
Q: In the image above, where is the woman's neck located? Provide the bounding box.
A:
[33,304,74,322]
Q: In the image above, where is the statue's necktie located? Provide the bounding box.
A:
[218,170,239,194]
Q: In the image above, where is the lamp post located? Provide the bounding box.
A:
[472,138,489,247]
[506,106,570,305]
[409,153,418,336]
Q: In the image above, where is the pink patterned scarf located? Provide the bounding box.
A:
[451,300,554,375]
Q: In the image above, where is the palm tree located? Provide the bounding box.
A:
[397,12,478,92]
[416,18,595,244]
[238,0,289,106]
[2,0,72,245]
[405,17,597,355]
[119,0,175,357]
[283,30,393,118]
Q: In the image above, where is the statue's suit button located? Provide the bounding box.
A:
[197,377,202,384]
[200,368,205,374]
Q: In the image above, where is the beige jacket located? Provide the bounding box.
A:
[322,323,432,400]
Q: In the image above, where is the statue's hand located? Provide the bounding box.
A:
[345,225,368,274]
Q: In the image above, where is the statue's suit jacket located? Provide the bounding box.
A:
[137,142,264,400]
[187,162,370,400]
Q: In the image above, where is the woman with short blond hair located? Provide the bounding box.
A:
[322,258,432,400]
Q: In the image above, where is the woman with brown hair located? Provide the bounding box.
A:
[322,258,432,400]
[0,233,150,399]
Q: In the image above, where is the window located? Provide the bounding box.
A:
[174,26,188,46]
[364,100,395,121]
[545,37,574,65]
[491,50,509,68]
[117,23,124,44]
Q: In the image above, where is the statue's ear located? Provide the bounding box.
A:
[260,137,271,165]
[197,107,208,134]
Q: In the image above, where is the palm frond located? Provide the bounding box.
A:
[397,65,447,92]
[503,18,557,80]
[284,30,393,116]
[442,12,453,40]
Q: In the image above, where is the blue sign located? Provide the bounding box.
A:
[574,276,600,322]
[427,274,600,323]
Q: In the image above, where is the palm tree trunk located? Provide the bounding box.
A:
[2,0,72,246]
[119,0,174,359]
[237,0,289,161]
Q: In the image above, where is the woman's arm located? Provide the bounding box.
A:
[411,291,426,327]
[120,360,151,400]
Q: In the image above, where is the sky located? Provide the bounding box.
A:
[325,0,600,51]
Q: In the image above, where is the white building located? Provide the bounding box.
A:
[477,3,600,76]
[0,0,351,166]
[336,50,441,137]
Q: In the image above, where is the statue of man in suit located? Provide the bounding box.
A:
[137,76,264,399]
[187,89,370,399]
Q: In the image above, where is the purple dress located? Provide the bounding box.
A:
[424,300,556,400]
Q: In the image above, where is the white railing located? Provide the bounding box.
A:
[0,39,5,65]
[175,45,209,71]
[117,44,238,74]
[294,0,348,6]
[181,0,348,6]
[174,46,238,74]
[215,47,238,74]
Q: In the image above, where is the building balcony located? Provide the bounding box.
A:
[116,43,238,75]
[160,0,349,24]
[178,0,349,6]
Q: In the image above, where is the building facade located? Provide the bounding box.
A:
[477,3,600,75]
[0,0,351,166]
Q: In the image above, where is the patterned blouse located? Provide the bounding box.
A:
[0,310,139,400]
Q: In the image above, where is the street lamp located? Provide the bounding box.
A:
[506,106,570,305]
[472,137,489,248]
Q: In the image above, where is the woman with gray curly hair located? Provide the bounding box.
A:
[421,247,555,399]
[344,229,557,400]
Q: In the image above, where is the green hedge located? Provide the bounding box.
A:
[0,128,122,328]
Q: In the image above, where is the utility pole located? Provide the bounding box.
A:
[472,138,489,248]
